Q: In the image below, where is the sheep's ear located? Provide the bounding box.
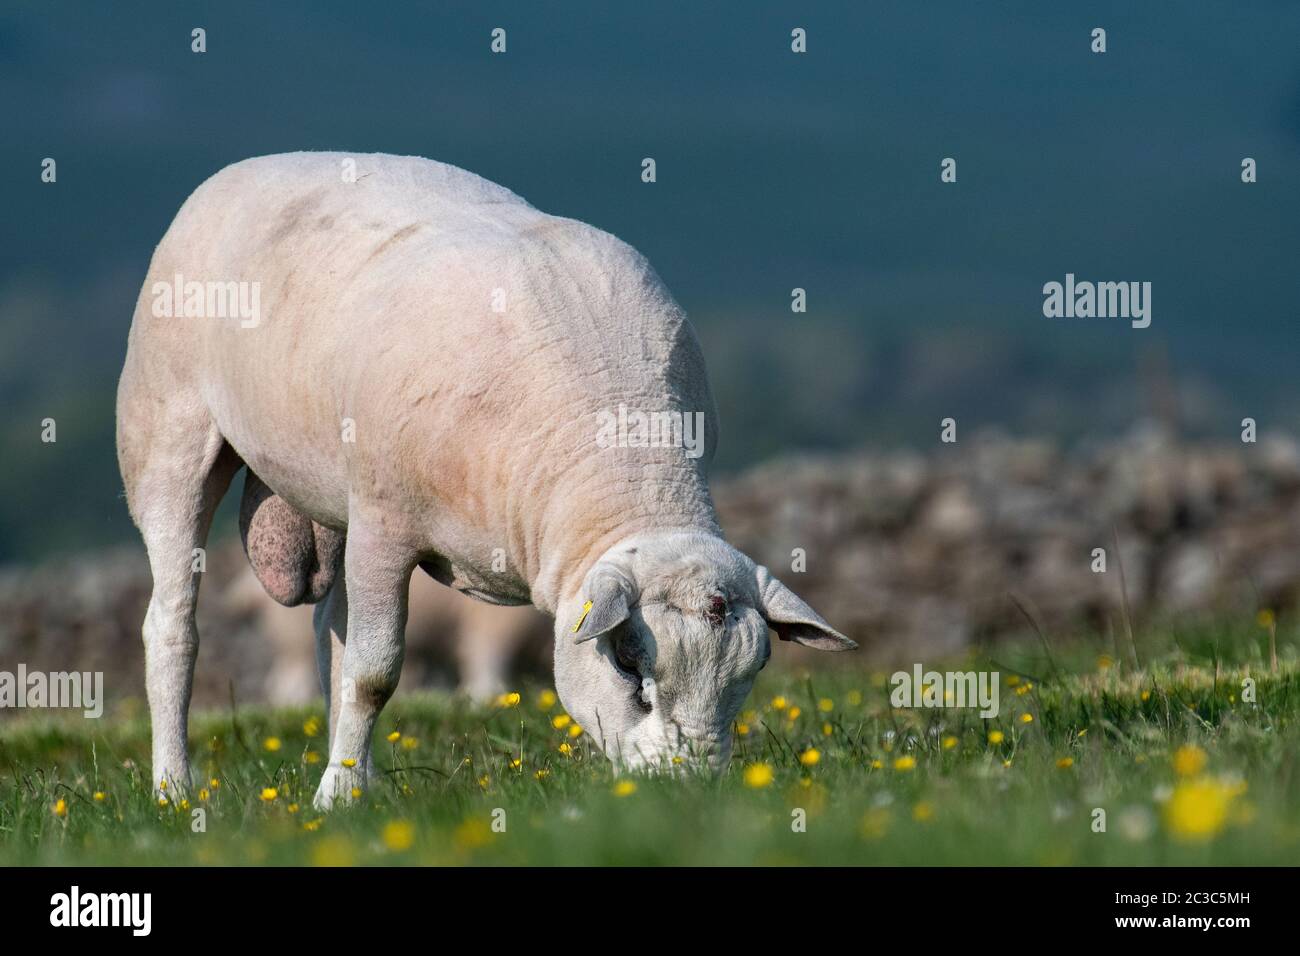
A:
[572,566,633,643]
[756,565,857,651]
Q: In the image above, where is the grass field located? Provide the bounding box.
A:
[2,619,1298,866]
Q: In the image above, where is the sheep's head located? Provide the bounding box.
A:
[553,530,855,772]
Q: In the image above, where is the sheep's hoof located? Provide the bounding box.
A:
[312,764,367,811]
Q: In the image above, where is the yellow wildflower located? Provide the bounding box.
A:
[743,763,774,788]
[453,817,492,850]
[1172,744,1208,778]
[1165,778,1235,842]
[382,819,415,851]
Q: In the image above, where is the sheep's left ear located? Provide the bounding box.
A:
[756,565,857,651]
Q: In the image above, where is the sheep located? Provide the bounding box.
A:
[116,152,854,809]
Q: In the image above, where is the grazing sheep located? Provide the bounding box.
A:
[116,152,853,809]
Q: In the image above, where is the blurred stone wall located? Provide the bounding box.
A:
[718,428,1300,658]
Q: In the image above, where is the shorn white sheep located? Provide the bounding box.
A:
[116,152,854,809]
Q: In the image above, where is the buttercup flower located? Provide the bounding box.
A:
[1172,744,1208,778]
[1165,778,1236,842]
[743,763,774,788]
[382,819,415,851]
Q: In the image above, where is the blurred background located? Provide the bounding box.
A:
[2,2,1300,707]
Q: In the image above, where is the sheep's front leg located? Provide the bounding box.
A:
[313,526,413,810]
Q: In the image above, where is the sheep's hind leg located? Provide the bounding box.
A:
[129,428,241,797]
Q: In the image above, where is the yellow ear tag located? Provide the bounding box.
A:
[572,600,594,633]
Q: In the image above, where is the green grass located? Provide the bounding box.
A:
[2,621,1298,865]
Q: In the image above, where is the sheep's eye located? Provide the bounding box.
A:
[611,634,652,712]
[613,635,640,678]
